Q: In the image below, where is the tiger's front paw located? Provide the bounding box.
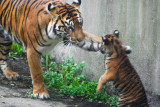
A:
[3,69,19,80]
[33,91,50,99]
[33,85,50,99]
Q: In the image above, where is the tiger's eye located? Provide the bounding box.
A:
[66,17,70,20]
[74,14,77,16]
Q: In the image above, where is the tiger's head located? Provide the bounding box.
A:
[101,30,131,57]
[44,0,84,43]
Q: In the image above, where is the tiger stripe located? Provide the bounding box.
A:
[0,0,132,100]
[0,0,109,99]
[97,30,148,107]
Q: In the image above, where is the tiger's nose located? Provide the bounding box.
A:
[70,37,77,42]
[67,26,74,32]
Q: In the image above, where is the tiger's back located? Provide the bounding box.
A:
[113,54,148,106]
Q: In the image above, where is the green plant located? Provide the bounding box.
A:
[9,43,118,106]
[10,43,23,54]
[43,58,118,106]
[9,43,23,59]
[25,91,35,99]
[42,55,51,67]
[109,95,118,106]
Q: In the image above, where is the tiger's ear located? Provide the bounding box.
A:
[47,3,59,19]
[48,3,55,11]
[72,0,81,9]
[113,30,119,38]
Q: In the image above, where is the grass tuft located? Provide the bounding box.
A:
[43,57,118,106]
[9,43,118,106]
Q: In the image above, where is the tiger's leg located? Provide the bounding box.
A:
[81,31,132,53]
[96,70,117,93]
[27,47,49,99]
[0,37,19,80]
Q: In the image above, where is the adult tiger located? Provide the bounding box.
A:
[0,0,131,99]
[96,30,148,107]
[0,0,102,99]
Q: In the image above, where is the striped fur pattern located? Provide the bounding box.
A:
[96,30,148,107]
[0,0,103,99]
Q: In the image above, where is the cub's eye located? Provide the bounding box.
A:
[74,14,77,16]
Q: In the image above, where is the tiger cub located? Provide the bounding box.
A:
[97,30,148,107]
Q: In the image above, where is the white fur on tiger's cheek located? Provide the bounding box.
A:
[65,19,70,24]
[47,21,57,39]
[70,21,74,26]
[76,14,82,23]
[46,7,50,13]
[55,25,59,30]
[65,19,74,27]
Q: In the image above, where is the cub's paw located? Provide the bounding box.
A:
[96,88,102,93]
[34,92,50,99]
[4,70,20,80]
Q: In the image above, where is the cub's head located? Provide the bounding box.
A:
[45,0,84,42]
[101,30,131,56]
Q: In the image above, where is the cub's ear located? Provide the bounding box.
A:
[72,0,81,9]
[113,30,119,38]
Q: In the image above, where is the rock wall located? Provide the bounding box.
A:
[53,0,160,98]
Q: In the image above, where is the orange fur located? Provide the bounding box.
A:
[0,0,103,99]
[96,31,148,106]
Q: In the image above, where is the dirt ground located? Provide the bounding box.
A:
[0,54,110,107]
[0,55,160,107]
